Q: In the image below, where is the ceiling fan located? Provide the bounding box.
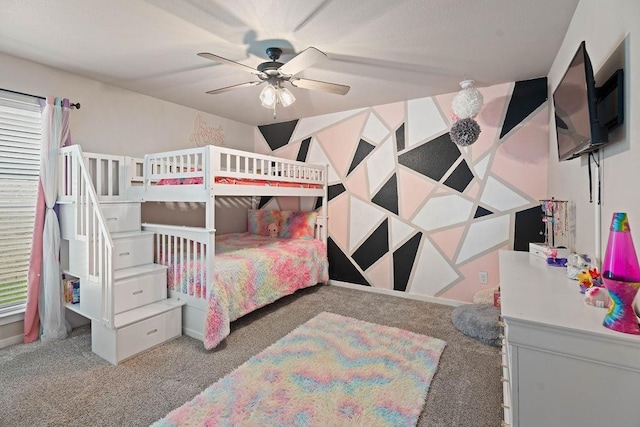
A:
[197,47,350,109]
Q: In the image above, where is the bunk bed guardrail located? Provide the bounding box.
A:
[143,145,325,188]
[59,145,116,328]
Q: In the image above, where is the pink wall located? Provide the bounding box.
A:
[256,80,548,302]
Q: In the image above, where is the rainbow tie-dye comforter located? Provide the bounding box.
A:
[167,233,328,350]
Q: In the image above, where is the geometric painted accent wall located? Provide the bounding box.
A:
[256,77,549,303]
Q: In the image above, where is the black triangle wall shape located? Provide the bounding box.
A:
[371,174,399,215]
[352,219,389,271]
[327,237,370,286]
[443,160,474,193]
[393,232,422,292]
[398,133,460,181]
[257,196,273,209]
[297,137,311,162]
[396,123,406,151]
[500,77,548,139]
[347,139,375,176]
[258,119,298,151]
[474,206,493,218]
[328,183,346,201]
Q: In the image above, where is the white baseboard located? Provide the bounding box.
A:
[328,280,464,307]
[0,334,23,350]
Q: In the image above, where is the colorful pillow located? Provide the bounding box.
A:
[247,210,288,237]
[281,211,317,240]
[247,209,317,239]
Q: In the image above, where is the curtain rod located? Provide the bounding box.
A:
[1,88,81,109]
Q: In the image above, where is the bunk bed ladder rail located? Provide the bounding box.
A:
[59,145,115,329]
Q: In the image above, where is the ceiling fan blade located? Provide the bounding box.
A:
[278,47,327,76]
[206,81,263,95]
[198,52,264,76]
[290,78,350,95]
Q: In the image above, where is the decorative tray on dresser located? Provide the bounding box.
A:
[498,250,640,427]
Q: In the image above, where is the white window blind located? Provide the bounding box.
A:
[0,91,42,312]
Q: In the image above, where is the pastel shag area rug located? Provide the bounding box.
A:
[153,312,447,426]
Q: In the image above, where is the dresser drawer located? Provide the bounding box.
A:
[113,265,167,314]
[116,307,181,362]
[102,203,141,233]
[112,233,153,270]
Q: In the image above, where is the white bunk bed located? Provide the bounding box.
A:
[58,145,328,361]
[129,146,330,349]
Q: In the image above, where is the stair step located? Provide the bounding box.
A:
[113,298,185,329]
[114,263,167,281]
[111,230,154,240]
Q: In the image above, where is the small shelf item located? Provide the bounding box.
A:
[540,198,569,249]
[62,276,80,304]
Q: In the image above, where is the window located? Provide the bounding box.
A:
[0,91,42,313]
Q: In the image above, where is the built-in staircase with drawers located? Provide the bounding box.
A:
[58,145,184,365]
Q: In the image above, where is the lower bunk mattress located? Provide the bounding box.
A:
[166,232,329,349]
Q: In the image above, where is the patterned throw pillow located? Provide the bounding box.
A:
[247,210,288,237]
[247,209,317,239]
[280,211,317,240]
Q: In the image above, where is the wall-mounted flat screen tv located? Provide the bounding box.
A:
[553,41,609,161]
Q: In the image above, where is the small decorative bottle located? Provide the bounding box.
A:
[601,213,640,334]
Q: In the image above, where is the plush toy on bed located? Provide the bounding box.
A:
[268,223,279,238]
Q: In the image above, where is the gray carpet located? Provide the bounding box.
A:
[0,285,502,426]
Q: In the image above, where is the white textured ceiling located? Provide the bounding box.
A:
[0,0,579,126]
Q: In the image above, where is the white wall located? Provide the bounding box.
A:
[547,0,639,264]
[0,52,254,156]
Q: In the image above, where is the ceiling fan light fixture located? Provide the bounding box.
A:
[260,84,277,108]
[278,87,296,107]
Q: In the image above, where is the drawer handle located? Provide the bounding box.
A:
[500,377,509,382]
[501,422,510,427]
[107,217,118,222]
[498,321,506,327]
[132,290,143,295]
[501,403,510,409]
[119,252,130,257]
[147,329,158,336]
[501,364,509,368]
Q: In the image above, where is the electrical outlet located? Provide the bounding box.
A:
[479,271,488,284]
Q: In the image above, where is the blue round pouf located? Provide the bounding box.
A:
[451,304,501,347]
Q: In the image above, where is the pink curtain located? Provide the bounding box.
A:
[23,97,71,343]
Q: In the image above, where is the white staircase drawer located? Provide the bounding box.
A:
[112,233,153,270]
[68,232,153,277]
[91,306,181,365]
[116,307,181,362]
[102,203,141,233]
[114,267,167,314]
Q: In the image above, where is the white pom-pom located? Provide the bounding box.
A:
[451,80,484,119]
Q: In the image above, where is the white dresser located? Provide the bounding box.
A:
[499,250,640,427]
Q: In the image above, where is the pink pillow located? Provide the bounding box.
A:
[281,211,317,240]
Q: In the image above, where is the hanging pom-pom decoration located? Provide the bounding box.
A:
[450,118,481,146]
[451,80,484,119]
